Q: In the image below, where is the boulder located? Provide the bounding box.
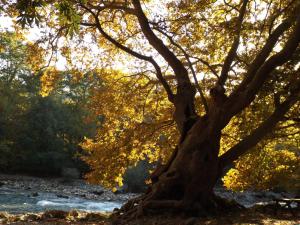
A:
[32,192,39,197]
[56,194,69,199]
[0,212,9,219]
[122,159,154,193]
[24,214,40,221]
[0,212,9,224]
[92,190,104,196]
[41,210,68,219]
[61,167,80,179]
[83,213,106,221]
[68,210,79,218]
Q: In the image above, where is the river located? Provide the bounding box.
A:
[0,186,123,214]
[0,174,137,215]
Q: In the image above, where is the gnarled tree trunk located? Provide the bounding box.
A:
[114,96,236,222]
[148,117,222,212]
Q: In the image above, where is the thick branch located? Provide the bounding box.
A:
[132,0,198,133]
[267,0,297,34]
[245,16,300,99]
[85,1,136,15]
[218,0,248,87]
[154,28,209,113]
[226,15,300,119]
[194,58,220,78]
[219,81,300,169]
[283,116,300,122]
[150,59,175,102]
[80,4,174,101]
[131,0,193,89]
[234,18,294,93]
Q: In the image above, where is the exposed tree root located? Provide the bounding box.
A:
[111,191,246,225]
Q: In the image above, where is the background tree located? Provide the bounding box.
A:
[2,0,300,220]
[0,30,96,175]
[0,31,42,170]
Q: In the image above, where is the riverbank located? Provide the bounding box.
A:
[0,206,299,225]
[0,173,137,202]
[0,174,138,214]
[0,210,110,224]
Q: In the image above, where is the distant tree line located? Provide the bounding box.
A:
[0,31,97,176]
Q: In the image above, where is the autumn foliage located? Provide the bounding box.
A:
[0,0,299,210]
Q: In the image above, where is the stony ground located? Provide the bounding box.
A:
[0,174,137,202]
[0,206,299,225]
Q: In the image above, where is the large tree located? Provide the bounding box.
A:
[3,0,300,221]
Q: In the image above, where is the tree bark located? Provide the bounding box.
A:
[115,100,233,223]
[115,78,300,224]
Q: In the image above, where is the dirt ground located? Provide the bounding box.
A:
[1,206,299,225]
[121,209,300,225]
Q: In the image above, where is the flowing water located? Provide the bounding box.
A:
[0,182,297,214]
[0,187,123,214]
